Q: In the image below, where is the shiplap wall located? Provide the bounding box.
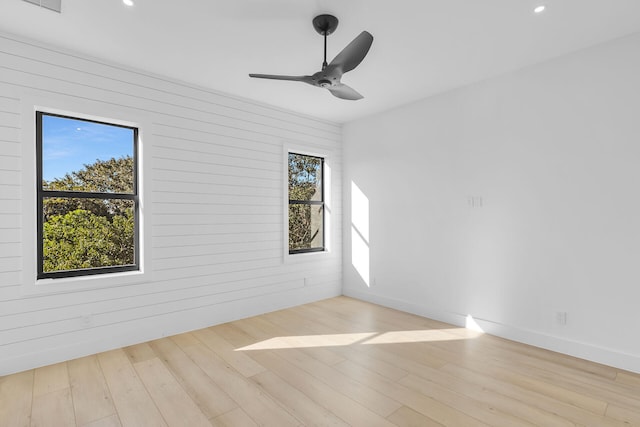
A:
[0,32,342,375]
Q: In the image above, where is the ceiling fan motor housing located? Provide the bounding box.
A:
[312,69,338,88]
[312,14,339,35]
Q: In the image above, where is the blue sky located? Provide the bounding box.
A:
[42,115,134,182]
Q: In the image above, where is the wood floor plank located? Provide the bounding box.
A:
[3,296,640,427]
[471,335,613,386]
[398,374,538,427]
[123,343,157,365]
[488,354,640,414]
[409,335,613,418]
[234,316,403,418]
[78,414,122,427]
[192,327,266,377]
[287,304,412,381]
[440,362,624,427]
[406,361,574,427]
[97,349,167,427]
[343,357,572,427]
[332,356,491,427]
[169,332,200,348]
[275,346,403,418]
[176,337,300,427]
[330,345,410,381]
[250,370,349,427]
[366,339,450,369]
[148,337,237,419]
[211,408,258,427]
[313,297,431,332]
[0,370,34,427]
[33,363,69,397]
[386,406,443,427]
[616,371,640,387]
[605,403,640,425]
[261,310,348,365]
[30,388,76,427]
[340,337,451,382]
[210,322,260,350]
[480,364,608,415]
[68,355,117,426]
[425,330,633,411]
[79,414,121,427]
[485,334,619,381]
[219,321,360,387]
[247,349,397,427]
[133,357,211,427]
[287,302,449,376]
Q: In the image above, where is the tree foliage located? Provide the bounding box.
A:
[43,209,134,272]
[43,156,134,221]
[288,154,323,251]
[42,157,135,273]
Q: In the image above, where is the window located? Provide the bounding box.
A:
[288,152,325,253]
[36,112,139,279]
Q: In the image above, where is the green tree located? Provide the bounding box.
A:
[42,157,135,273]
[43,156,134,221]
[43,209,135,272]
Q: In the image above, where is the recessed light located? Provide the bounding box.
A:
[123,0,134,6]
[534,5,546,13]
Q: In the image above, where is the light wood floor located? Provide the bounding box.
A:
[2,297,640,426]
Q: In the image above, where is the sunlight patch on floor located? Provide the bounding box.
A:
[235,327,483,351]
[362,328,483,345]
[236,332,377,351]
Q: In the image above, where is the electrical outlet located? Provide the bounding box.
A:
[468,196,483,208]
[556,312,567,325]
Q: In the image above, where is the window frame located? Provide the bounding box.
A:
[287,151,326,255]
[35,111,140,279]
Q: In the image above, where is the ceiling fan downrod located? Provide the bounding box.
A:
[323,33,328,70]
[312,14,339,70]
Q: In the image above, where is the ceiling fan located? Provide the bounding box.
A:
[249,14,373,100]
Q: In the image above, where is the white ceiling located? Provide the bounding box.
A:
[2,0,640,123]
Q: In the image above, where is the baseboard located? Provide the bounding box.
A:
[343,288,640,374]
[1,284,341,376]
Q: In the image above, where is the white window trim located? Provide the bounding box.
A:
[283,142,332,263]
[20,91,153,295]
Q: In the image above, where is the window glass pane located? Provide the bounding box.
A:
[41,115,135,193]
[42,198,135,273]
[288,153,322,202]
[289,204,324,251]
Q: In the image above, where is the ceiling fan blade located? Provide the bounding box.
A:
[327,83,363,100]
[249,74,313,84]
[328,31,373,73]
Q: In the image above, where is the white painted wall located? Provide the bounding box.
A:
[0,32,342,375]
[343,32,640,373]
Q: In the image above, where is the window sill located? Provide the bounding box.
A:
[23,269,149,296]
[284,249,331,264]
